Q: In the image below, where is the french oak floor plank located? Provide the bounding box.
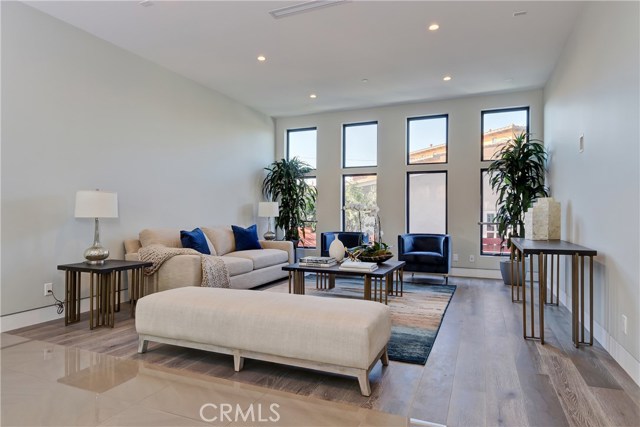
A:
[408,299,462,424]
[543,305,623,390]
[542,353,611,427]
[590,386,640,427]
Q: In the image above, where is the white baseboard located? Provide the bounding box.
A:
[1,290,128,333]
[593,321,640,386]
[450,267,501,280]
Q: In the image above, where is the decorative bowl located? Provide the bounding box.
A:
[358,253,393,264]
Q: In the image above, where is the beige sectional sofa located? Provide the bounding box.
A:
[124,227,294,291]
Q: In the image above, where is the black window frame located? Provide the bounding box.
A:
[406,114,449,165]
[342,121,378,169]
[286,127,318,169]
[406,170,448,234]
[480,106,530,162]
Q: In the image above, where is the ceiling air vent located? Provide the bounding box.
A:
[269,0,347,19]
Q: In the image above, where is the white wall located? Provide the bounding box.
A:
[1,3,274,317]
[544,1,639,380]
[276,89,544,273]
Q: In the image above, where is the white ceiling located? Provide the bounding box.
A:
[26,1,585,118]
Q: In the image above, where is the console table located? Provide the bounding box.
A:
[510,238,597,347]
[57,260,152,329]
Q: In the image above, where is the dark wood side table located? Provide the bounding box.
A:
[510,238,597,347]
[57,260,152,329]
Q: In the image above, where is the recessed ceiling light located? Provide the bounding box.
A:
[361,78,369,83]
[513,11,527,17]
[257,55,266,62]
[443,75,452,81]
[139,0,153,7]
[428,23,440,31]
[309,93,317,99]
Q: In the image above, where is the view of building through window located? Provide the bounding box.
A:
[343,122,377,168]
[298,177,317,248]
[407,115,448,164]
[481,170,504,255]
[342,174,377,241]
[407,172,446,234]
[287,128,317,169]
[481,107,529,161]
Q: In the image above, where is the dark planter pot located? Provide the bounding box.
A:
[500,259,524,286]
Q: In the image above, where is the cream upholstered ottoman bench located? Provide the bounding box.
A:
[135,287,391,396]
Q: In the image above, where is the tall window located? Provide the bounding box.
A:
[407,115,448,164]
[287,127,317,169]
[299,177,317,249]
[342,174,377,241]
[481,170,507,255]
[407,172,447,233]
[481,107,529,161]
[343,122,377,168]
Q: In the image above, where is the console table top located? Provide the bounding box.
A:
[511,238,597,256]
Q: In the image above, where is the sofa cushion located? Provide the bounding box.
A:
[139,228,182,248]
[219,256,254,277]
[400,251,445,265]
[180,228,215,255]
[225,249,288,270]
[231,224,262,251]
[201,227,235,256]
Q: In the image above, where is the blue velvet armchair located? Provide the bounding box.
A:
[320,232,369,257]
[398,234,452,283]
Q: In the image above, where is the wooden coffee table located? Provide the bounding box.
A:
[282,260,405,304]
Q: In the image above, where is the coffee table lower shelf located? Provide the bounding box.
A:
[282,261,405,304]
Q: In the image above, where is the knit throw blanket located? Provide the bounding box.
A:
[138,245,230,288]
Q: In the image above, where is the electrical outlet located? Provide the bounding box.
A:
[469,255,475,263]
[622,315,628,335]
[44,282,53,296]
[453,253,459,262]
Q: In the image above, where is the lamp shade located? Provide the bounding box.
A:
[75,190,118,218]
[258,202,279,218]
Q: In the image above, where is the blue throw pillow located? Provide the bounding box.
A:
[180,228,211,255]
[232,224,262,251]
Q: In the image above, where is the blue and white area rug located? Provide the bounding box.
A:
[301,274,456,365]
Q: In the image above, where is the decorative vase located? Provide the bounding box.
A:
[524,197,561,240]
[328,238,345,262]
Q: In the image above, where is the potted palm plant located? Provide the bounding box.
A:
[487,132,549,285]
[262,158,317,244]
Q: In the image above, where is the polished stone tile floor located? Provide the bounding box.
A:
[0,333,411,426]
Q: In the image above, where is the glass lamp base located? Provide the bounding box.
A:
[84,244,109,265]
[263,230,276,241]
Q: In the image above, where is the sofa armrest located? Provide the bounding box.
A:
[156,255,202,291]
[124,239,142,255]
[260,240,295,264]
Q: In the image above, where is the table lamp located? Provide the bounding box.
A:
[75,190,118,264]
[258,202,279,240]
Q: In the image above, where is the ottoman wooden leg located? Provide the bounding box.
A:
[234,351,245,372]
[138,338,149,354]
[357,371,371,397]
[381,348,389,366]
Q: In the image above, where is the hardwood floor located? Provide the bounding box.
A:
[8,277,640,427]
